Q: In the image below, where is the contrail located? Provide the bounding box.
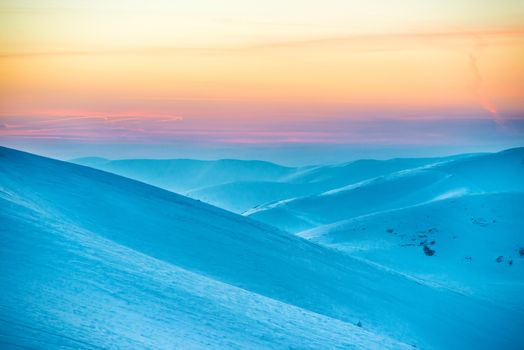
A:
[467,35,502,124]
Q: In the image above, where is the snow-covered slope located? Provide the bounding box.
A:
[71,157,295,194]
[300,193,524,311]
[1,196,407,350]
[72,155,460,214]
[2,146,523,349]
[281,155,470,186]
[186,180,315,213]
[248,148,524,233]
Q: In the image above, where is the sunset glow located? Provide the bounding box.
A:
[1,1,523,160]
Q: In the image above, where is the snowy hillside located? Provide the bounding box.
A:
[3,146,524,349]
[248,148,524,233]
[1,194,407,350]
[73,155,462,214]
[71,157,296,194]
[300,193,524,311]
[186,181,315,213]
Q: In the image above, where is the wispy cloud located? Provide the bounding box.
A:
[1,115,522,145]
[0,115,184,142]
[2,28,522,59]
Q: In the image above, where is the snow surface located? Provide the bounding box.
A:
[248,148,524,233]
[1,197,408,350]
[71,157,296,195]
[2,146,524,349]
[299,192,524,312]
[72,155,463,214]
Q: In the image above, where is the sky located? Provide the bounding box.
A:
[1,0,523,164]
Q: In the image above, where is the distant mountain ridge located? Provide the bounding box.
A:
[247,147,524,232]
[71,153,470,213]
[71,156,296,194]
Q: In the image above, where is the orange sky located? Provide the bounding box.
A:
[1,1,524,130]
